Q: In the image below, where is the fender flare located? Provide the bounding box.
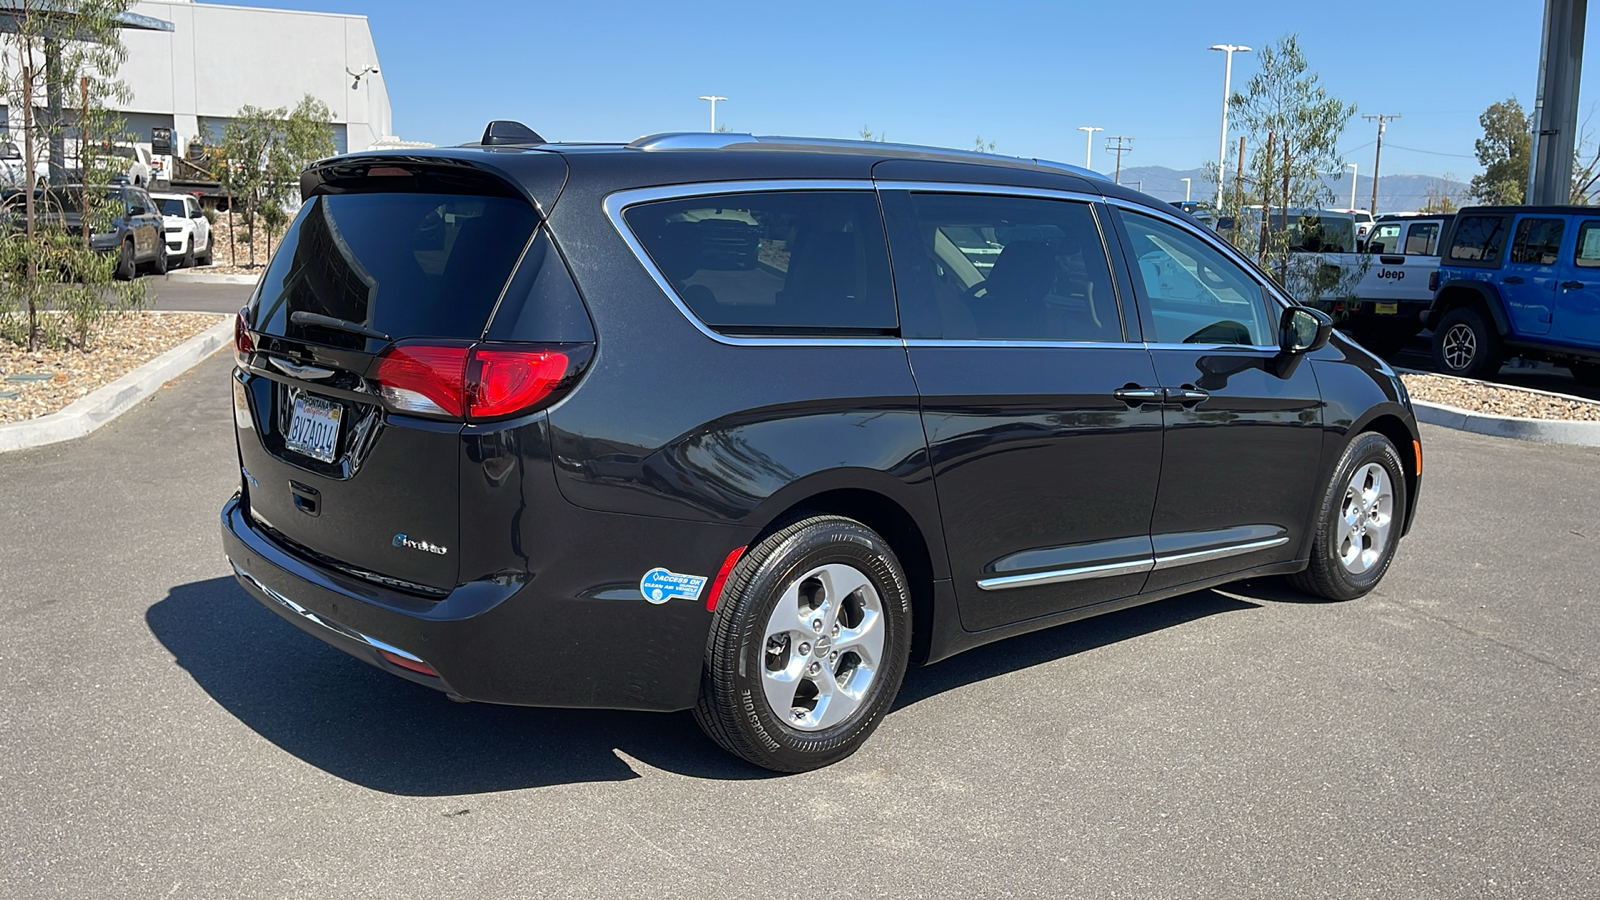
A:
[1432,280,1511,335]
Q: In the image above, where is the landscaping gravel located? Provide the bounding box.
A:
[0,312,222,424]
[1402,372,1600,422]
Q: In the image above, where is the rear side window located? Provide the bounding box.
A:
[1404,222,1441,255]
[624,190,897,335]
[1575,221,1600,268]
[1509,217,1566,265]
[1448,215,1509,264]
[254,192,538,345]
[894,192,1122,341]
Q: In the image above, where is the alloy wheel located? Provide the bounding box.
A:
[759,562,884,732]
[1338,462,1394,575]
[1440,323,1477,371]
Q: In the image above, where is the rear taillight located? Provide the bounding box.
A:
[374,342,582,422]
[234,308,253,364]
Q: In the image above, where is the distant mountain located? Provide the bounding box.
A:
[1109,165,1471,214]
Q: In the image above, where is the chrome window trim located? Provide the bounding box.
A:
[976,535,1291,591]
[905,339,1146,350]
[603,180,904,348]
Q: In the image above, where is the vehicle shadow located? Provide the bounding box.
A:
[147,576,1258,794]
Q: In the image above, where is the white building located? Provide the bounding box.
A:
[6,0,398,156]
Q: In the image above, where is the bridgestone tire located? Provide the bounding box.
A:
[1290,432,1408,601]
[1432,306,1502,379]
[694,515,912,772]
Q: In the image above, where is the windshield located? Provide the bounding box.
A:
[159,198,186,217]
[253,192,539,347]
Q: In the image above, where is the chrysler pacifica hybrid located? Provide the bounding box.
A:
[222,122,1422,771]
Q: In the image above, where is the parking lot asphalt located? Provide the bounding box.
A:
[3,333,1599,898]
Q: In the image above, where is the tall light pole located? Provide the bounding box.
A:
[698,95,728,132]
[1077,125,1102,169]
[1181,177,1192,202]
[1209,44,1250,210]
[1345,162,1359,209]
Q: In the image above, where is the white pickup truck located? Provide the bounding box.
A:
[1287,212,1453,355]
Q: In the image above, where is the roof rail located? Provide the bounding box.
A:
[627,132,756,150]
[625,132,1108,181]
[481,120,545,147]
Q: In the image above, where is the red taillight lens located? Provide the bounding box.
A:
[468,348,569,419]
[374,342,576,421]
[374,343,471,418]
[234,308,253,363]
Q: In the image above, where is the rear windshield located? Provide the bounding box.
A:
[1448,215,1510,264]
[253,192,538,345]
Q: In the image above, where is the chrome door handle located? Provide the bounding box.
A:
[1164,387,1210,404]
[1113,387,1164,404]
[268,357,336,380]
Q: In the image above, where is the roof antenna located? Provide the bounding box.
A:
[481,120,545,146]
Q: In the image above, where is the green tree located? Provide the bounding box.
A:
[1225,34,1357,303]
[973,135,996,153]
[1470,98,1531,205]
[0,0,144,351]
[220,95,335,266]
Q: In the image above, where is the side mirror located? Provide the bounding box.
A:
[190,209,205,219]
[127,205,146,216]
[1280,306,1333,354]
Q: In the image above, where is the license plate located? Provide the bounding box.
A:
[285,395,342,463]
[1374,302,1399,315]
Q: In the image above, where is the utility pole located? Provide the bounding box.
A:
[1527,0,1587,204]
[1077,125,1102,169]
[1363,113,1400,215]
[1105,135,1133,184]
[697,95,727,132]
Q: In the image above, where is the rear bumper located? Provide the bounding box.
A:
[221,493,750,711]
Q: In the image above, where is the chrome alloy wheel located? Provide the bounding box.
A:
[1440,323,1478,371]
[759,563,885,732]
[1338,462,1394,575]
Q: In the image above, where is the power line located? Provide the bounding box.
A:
[1384,143,1475,159]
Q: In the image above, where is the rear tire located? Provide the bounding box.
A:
[1290,432,1408,601]
[694,515,912,772]
[1432,306,1502,379]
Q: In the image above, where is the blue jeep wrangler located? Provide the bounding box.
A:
[1427,205,1600,386]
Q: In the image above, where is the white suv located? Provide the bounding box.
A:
[150,192,213,268]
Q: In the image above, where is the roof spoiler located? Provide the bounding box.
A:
[480,120,545,147]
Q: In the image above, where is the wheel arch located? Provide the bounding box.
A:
[748,481,943,666]
[1350,409,1421,536]
[1433,281,1510,335]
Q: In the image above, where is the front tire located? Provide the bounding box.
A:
[1432,306,1502,378]
[150,243,168,276]
[695,515,912,772]
[1568,362,1600,387]
[180,238,195,269]
[114,240,135,281]
[1290,432,1408,601]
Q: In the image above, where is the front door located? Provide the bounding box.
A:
[1500,215,1566,336]
[1109,207,1324,592]
[1559,219,1600,350]
[881,189,1163,631]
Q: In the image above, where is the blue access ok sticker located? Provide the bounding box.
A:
[640,567,708,604]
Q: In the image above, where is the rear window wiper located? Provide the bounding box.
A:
[289,311,391,343]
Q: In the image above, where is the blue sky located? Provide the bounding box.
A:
[235,0,1593,180]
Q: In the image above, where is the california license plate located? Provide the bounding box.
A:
[285,394,342,463]
[1374,302,1399,315]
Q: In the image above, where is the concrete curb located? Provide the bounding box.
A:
[160,270,261,285]
[1410,400,1600,447]
[0,315,231,453]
